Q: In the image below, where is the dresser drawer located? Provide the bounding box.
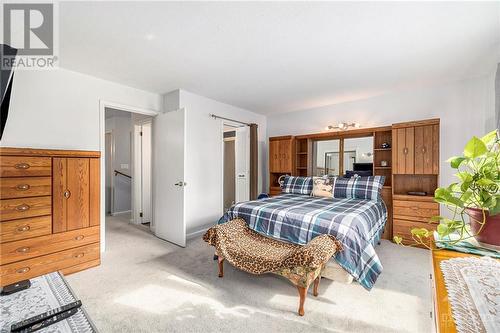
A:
[0,177,51,199]
[0,156,52,177]
[0,243,100,286]
[0,216,52,243]
[0,226,99,265]
[393,200,439,220]
[0,196,51,221]
[393,219,438,247]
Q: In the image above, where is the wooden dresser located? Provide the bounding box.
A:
[392,119,440,248]
[0,148,100,286]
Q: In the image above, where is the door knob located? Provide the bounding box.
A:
[64,190,71,199]
[174,182,187,187]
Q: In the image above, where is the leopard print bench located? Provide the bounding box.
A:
[203,218,342,316]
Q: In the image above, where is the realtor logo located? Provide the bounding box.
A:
[2,3,58,69]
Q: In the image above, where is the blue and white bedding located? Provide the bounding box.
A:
[218,193,387,290]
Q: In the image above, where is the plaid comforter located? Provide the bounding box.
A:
[218,193,387,290]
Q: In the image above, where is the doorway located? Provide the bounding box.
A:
[104,107,153,228]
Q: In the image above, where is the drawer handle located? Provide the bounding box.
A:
[17,267,30,274]
[74,252,85,258]
[16,204,30,211]
[16,247,30,253]
[16,184,30,191]
[14,163,30,170]
[403,147,408,155]
[75,235,85,241]
[17,225,31,232]
[64,190,71,199]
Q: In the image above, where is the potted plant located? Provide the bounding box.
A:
[394,129,500,249]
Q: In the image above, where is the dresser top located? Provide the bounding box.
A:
[0,147,100,158]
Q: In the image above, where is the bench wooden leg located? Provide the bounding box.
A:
[313,276,320,297]
[218,257,224,278]
[297,286,307,316]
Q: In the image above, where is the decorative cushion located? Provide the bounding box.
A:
[332,176,385,201]
[311,176,334,198]
[281,175,313,195]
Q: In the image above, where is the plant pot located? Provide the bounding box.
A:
[467,208,500,248]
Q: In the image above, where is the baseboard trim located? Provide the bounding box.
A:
[111,210,132,216]
[186,225,212,240]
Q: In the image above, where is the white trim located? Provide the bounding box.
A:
[111,210,132,216]
[220,121,243,214]
[99,100,159,253]
[186,226,211,240]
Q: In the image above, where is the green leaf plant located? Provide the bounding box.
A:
[393,129,500,249]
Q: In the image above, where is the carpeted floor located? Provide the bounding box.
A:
[67,215,433,333]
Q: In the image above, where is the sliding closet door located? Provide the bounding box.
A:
[153,108,186,247]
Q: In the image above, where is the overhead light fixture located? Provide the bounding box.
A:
[326,122,361,131]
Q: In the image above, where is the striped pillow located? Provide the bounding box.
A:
[281,176,313,195]
[332,176,385,201]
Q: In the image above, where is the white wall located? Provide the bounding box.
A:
[1,68,161,150]
[165,89,267,235]
[105,112,132,214]
[267,74,497,190]
[1,68,161,252]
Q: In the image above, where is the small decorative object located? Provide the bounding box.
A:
[380,160,388,167]
[381,142,390,149]
[394,130,500,249]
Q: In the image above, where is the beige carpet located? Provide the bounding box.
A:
[67,215,433,333]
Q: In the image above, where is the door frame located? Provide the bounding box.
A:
[105,130,115,215]
[132,118,153,227]
[99,100,159,252]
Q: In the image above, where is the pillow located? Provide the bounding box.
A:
[311,176,334,198]
[281,176,313,195]
[344,170,372,178]
[332,176,385,201]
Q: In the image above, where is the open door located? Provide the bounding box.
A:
[235,126,250,203]
[153,108,186,247]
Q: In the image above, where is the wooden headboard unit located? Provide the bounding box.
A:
[268,118,440,247]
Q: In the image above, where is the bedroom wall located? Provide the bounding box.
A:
[267,73,497,190]
[1,68,161,150]
[164,89,267,236]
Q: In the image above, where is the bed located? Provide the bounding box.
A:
[218,193,387,290]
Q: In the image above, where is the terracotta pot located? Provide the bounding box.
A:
[467,208,500,247]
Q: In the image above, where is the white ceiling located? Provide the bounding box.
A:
[60,2,500,115]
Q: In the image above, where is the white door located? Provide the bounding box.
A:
[234,127,250,203]
[153,108,186,247]
[141,121,152,225]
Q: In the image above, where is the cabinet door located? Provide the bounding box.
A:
[279,140,292,172]
[66,158,90,231]
[269,140,280,172]
[415,125,438,174]
[394,127,414,174]
[53,158,94,233]
[52,158,68,233]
